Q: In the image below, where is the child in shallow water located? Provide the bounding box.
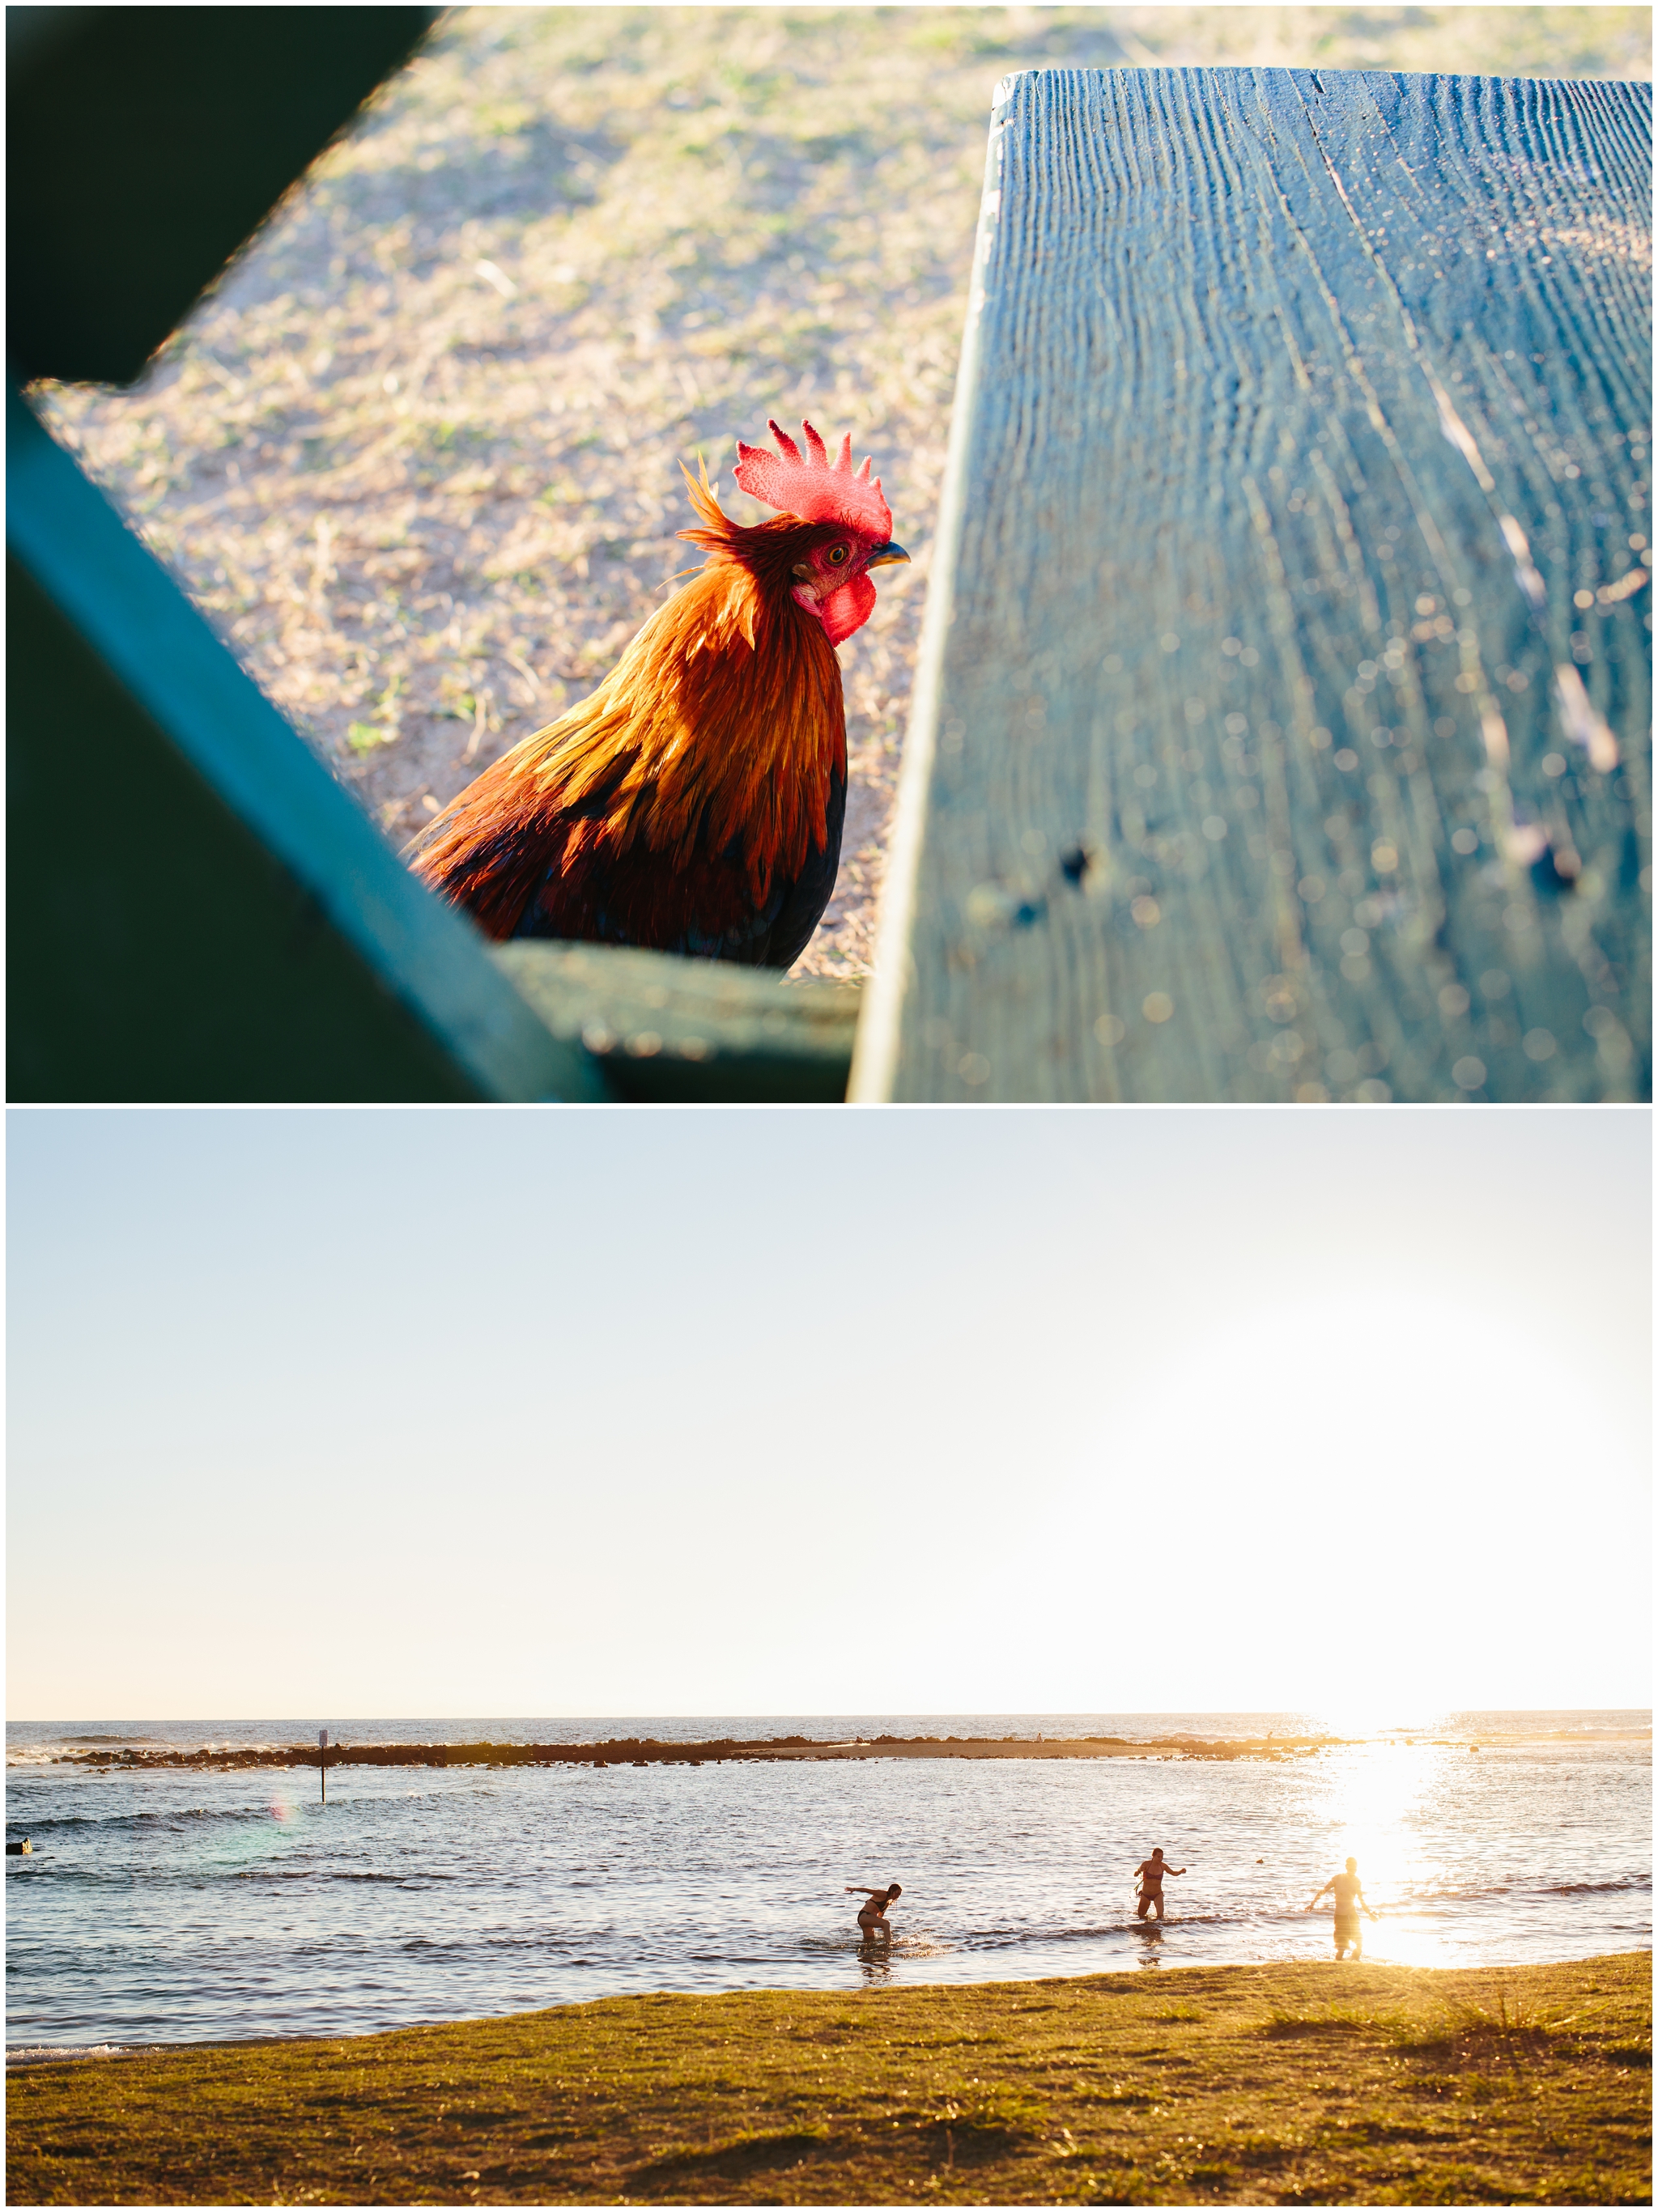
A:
[847,1883,901,1938]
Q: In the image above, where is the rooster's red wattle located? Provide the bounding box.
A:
[409,420,908,967]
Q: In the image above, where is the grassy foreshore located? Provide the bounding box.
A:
[9,1954,1648,2206]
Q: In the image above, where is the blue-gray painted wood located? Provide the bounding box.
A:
[857,69,1651,1103]
[7,388,606,1102]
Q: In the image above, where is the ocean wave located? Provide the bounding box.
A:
[7,2044,130,2067]
[1452,1728,1652,1744]
[1397,1873,1652,1906]
[1002,1910,1266,1938]
[5,1805,268,1836]
[7,1739,297,1765]
[11,1736,176,1756]
[876,1911,1281,1953]
[1537,1877,1653,1897]
[232,1869,421,1884]
[797,1934,955,1958]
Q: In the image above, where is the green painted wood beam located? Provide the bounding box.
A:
[8,5,440,387]
[7,388,608,1102]
[855,69,1652,1103]
[492,944,859,1103]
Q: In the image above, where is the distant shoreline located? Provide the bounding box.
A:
[23,1730,1378,1772]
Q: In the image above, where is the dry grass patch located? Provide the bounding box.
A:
[6,1951,1650,2205]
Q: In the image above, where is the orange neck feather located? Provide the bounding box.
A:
[479,496,847,910]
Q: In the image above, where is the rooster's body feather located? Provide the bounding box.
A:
[409,422,904,966]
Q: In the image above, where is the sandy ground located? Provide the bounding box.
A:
[30,8,1650,979]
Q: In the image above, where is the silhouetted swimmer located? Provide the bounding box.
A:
[848,1883,901,1938]
[1307,1857,1378,1959]
[1134,1848,1185,1921]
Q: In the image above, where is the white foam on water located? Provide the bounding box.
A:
[8,2044,129,2066]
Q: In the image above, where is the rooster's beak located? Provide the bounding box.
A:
[866,541,910,568]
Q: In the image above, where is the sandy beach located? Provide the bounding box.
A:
[8,1952,1648,2204]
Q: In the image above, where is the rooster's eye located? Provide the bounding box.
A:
[827,545,849,565]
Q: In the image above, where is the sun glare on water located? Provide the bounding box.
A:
[1303,1737,1461,1968]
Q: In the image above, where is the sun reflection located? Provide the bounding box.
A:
[1303,1739,1453,1967]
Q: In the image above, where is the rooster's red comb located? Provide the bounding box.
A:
[731,419,891,539]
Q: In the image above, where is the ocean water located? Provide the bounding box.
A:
[6,1712,1648,2057]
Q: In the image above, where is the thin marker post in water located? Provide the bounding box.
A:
[319,1729,328,1806]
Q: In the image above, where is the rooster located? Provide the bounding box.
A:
[409,420,908,966]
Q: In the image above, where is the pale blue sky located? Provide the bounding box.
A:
[7,1106,1649,1720]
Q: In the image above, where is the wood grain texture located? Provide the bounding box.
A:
[856,69,1652,1102]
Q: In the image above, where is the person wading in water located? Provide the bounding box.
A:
[1307,1857,1379,1959]
[847,1883,901,1939]
[1133,1848,1185,1921]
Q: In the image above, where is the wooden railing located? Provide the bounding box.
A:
[854,68,1651,1102]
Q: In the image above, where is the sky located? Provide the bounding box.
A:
[6,1105,1650,1724]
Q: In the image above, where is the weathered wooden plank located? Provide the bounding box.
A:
[855,69,1652,1102]
[492,943,859,1102]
